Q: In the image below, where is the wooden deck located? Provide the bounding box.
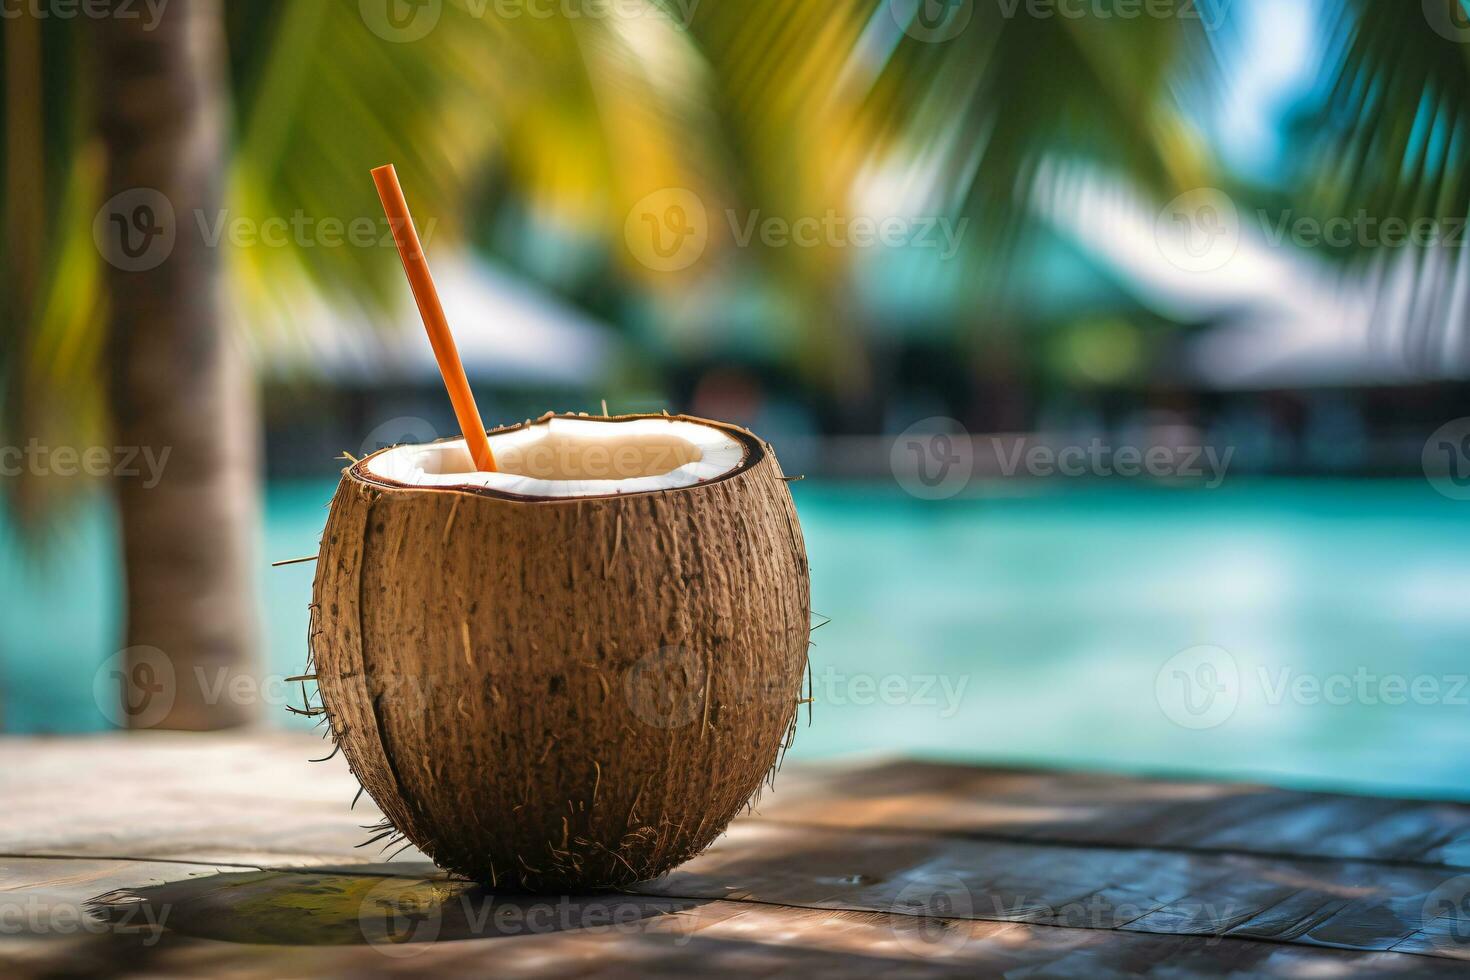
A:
[6,733,1470,977]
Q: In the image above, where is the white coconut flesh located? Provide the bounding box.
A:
[363,416,749,499]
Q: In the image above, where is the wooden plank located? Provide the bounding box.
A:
[2,855,257,977]
[11,856,1462,978]
[754,758,1470,867]
[630,822,1470,957]
[0,733,407,867]
[11,737,1470,871]
[9,734,1470,975]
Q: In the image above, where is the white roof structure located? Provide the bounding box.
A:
[254,252,617,386]
[1035,161,1470,389]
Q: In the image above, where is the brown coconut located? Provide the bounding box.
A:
[308,413,810,891]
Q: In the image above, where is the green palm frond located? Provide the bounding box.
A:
[1,17,105,524]
[680,1,1208,391]
[1280,0,1470,372]
[1297,0,1470,231]
[871,5,1207,258]
[5,0,730,515]
[3,0,1242,514]
[229,0,729,333]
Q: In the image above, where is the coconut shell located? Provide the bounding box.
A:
[309,414,810,891]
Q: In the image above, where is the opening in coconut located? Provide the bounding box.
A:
[362,416,750,499]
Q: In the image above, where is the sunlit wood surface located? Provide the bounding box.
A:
[6,733,1470,976]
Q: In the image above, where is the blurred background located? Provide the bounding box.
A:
[4,0,1470,798]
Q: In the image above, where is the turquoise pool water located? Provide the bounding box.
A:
[6,479,1470,800]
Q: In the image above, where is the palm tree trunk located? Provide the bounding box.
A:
[96,0,260,730]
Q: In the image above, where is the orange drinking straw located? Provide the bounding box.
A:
[371,164,497,472]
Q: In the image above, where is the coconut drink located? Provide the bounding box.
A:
[311,412,809,890]
[298,167,811,892]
